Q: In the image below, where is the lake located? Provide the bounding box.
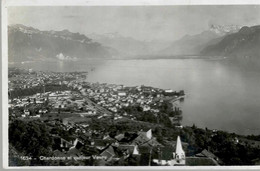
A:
[10,58,260,135]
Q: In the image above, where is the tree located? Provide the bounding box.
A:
[9,119,54,164]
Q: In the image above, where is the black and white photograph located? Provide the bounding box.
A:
[2,0,260,168]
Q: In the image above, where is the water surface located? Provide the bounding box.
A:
[10,59,260,135]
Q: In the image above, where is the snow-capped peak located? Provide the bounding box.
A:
[209,24,242,35]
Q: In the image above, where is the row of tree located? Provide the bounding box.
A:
[180,125,260,165]
[9,84,71,99]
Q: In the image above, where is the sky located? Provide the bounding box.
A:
[8,5,260,41]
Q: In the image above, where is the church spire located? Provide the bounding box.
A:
[174,136,185,165]
[176,136,184,156]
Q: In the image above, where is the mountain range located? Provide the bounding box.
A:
[159,25,242,56]
[8,24,118,62]
[201,25,260,58]
[8,24,260,62]
[87,32,170,57]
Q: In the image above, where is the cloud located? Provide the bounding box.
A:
[56,53,78,61]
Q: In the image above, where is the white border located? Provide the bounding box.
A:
[2,0,9,169]
[3,0,260,6]
[4,165,260,170]
[2,0,260,170]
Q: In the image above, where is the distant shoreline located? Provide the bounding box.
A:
[8,55,229,64]
[111,55,227,60]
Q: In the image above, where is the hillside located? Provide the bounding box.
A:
[8,24,118,62]
[201,25,260,58]
[159,25,241,56]
[88,33,171,57]
[159,31,222,56]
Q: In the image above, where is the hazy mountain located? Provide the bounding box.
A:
[159,25,241,56]
[87,33,170,57]
[209,24,242,36]
[201,25,260,58]
[8,24,118,62]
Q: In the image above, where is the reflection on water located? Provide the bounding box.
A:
[10,59,260,135]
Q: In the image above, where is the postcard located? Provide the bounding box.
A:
[2,0,260,169]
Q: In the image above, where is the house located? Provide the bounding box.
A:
[53,136,78,151]
[31,114,41,118]
[115,134,125,141]
[116,132,139,143]
[142,105,151,111]
[66,147,82,157]
[233,137,239,144]
[100,145,116,161]
[129,129,158,146]
[131,134,150,146]
[175,125,183,129]
[185,157,219,166]
[91,139,113,150]
[195,149,219,162]
[24,110,30,115]
[187,147,219,166]
[117,145,140,156]
[39,109,48,114]
[165,89,173,93]
[139,129,152,140]
[118,92,126,97]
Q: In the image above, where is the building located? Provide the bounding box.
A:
[193,149,220,165]
[139,129,152,140]
[100,145,116,161]
[118,92,126,97]
[172,136,186,165]
[118,145,139,156]
[165,89,173,93]
[153,136,186,166]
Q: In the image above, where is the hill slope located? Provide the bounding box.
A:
[201,25,260,58]
[8,24,117,62]
[159,25,241,56]
[159,31,222,56]
[88,33,170,57]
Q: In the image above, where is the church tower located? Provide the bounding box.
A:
[172,136,186,165]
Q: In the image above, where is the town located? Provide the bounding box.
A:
[8,68,260,166]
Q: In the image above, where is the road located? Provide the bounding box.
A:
[80,90,113,116]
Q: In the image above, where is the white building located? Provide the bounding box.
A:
[118,92,126,96]
[172,136,186,165]
[165,89,173,93]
